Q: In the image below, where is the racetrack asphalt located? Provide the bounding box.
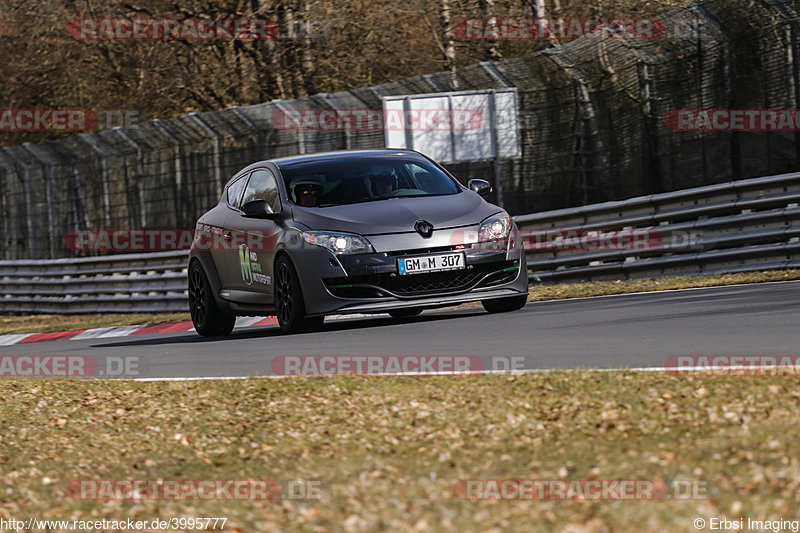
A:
[0,280,797,379]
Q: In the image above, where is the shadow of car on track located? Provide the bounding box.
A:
[93,309,488,348]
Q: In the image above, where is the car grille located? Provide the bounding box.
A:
[324,262,518,299]
[387,268,484,295]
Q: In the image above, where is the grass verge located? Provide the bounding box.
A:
[0,372,795,531]
[1,269,799,335]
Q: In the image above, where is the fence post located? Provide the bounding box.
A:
[115,128,148,227]
[47,142,93,259]
[189,113,224,199]
[0,161,8,259]
[760,0,800,169]
[273,100,306,154]
[22,143,60,258]
[78,133,113,227]
[319,94,352,150]
[1,148,35,258]
[229,105,264,160]
[546,49,612,204]
[153,120,184,228]
[692,4,742,180]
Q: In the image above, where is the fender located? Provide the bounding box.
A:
[188,249,234,313]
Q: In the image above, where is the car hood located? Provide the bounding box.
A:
[290,193,501,235]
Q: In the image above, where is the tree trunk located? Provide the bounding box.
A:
[439,0,458,89]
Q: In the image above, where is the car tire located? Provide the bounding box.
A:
[388,308,423,319]
[481,294,528,314]
[188,260,236,337]
[275,256,324,334]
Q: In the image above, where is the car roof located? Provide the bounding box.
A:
[245,149,426,170]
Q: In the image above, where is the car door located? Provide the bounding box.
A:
[224,168,282,303]
[203,173,248,292]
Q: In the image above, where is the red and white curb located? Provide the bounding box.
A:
[0,314,377,346]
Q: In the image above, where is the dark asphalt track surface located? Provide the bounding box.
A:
[0,281,797,379]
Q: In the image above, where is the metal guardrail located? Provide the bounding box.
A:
[1,171,799,313]
[516,171,800,282]
[0,250,188,313]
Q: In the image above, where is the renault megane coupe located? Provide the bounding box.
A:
[188,149,529,336]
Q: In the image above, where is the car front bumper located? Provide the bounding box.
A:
[291,227,529,317]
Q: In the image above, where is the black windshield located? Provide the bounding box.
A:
[279,157,461,207]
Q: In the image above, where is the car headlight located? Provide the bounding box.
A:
[301,231,374,254]
[478,213,512,242]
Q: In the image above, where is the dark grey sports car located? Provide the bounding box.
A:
[188,149,529,336]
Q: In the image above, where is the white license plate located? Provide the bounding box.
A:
[397,252,465,275]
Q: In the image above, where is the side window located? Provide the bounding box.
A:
[242,169,281,212]
[226,175,248,209]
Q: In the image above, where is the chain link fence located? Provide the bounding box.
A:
[1,0,799,259]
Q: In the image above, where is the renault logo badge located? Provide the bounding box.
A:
[414,220,434,238]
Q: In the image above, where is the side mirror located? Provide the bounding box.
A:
[468,179,493,197]
[241,199,278,219]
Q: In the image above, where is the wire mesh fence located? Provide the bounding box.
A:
[1,0,799,259]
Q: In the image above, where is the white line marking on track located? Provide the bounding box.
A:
[126,366,732,381]
[94,325,147,338]
[0,333,35,346]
